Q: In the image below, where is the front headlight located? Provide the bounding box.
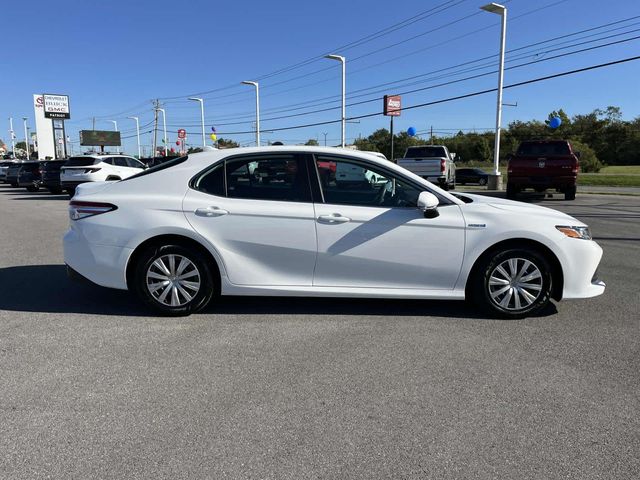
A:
[556,225,592,240]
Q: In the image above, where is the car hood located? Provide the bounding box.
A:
[455,192,584,225]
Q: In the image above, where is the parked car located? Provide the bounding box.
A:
[16,161,43,192]
[41,159,68,194]
[5,163,23,187]
[456,168,489,186]
[60,154,146,196]
[0,160,18,182]
[396,145,456,190]
[507,140,580,200]
[64,146,604,319]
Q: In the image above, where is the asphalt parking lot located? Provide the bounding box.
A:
[0,184,638,480]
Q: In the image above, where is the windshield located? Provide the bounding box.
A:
[405,146,447,158]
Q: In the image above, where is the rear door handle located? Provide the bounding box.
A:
[195,206,229,217]
[318,213,351,224]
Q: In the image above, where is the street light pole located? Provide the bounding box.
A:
[22,117,29,158]
[480,2,507,190]
[8,118,16,158]
[325,54,346,148]
[128,116,141,159]
[110,120,119,153]
[157,108,168,156]
[241,81,260,146]
[188,97,206,149]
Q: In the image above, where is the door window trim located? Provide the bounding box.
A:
[190,152,314,204]
[309,153,454,207]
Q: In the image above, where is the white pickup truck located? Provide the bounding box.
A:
[396,145,456,190]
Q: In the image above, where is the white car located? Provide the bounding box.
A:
[60,154,146,195]
[63,146,605,318]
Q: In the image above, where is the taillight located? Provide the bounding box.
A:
[440,159,446,173]
[69,201,117,220]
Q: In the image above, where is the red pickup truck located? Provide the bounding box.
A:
[507,140,580,201]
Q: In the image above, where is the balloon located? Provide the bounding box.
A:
[407,127,416,136]
[210,133,217,141]
[170,147,175,152]
[176,141,180,145]
[549,116,562,129]
[211,127,216,133]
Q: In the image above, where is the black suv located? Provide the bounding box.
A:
[17,162,43,192]
[41,159,67,194]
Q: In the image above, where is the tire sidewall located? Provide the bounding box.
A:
[133,244,215,316]
[476,248,552,318]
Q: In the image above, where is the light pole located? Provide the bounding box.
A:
[157,108,168,156]
[480,2,507,190]
[241,81,260,146]
[322,132,328,146]
[109,120,119,153]
[128,116,141,159]
[188,97,206,149]
[8,118,16,158]
[22,117,29,159]
[325,54,346,148]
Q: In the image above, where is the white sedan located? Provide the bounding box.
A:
[63,146,605,318]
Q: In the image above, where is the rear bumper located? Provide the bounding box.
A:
[508,175,577,189]
[63,227,132,290]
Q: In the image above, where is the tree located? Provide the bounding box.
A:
[304,139,319,146]
[570,140,602,173]
[217,138,239,149]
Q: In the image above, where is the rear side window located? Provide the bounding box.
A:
[226,155,311,202]
[66,157,99,166]
[405,146,447,158]
[517,142,570,156]
[194,163,225,196]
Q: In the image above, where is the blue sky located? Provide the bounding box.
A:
[1,0,639,155]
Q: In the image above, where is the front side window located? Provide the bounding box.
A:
[113,157,128,167]
[315,156,421,208]
[225,155,311,202]
[126,158,144,168]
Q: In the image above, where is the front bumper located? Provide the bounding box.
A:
[63,227,133,290]
[560,238,605,299]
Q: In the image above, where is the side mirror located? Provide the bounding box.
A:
[417,191,440,218]
[506,153,513,161]
[574,151,581,159]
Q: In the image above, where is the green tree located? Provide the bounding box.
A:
[570,140,602,173]
[217,138,239,149]
[304,138,319,146]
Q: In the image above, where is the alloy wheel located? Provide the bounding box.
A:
[146,254,201,307]
[488,257,543,311]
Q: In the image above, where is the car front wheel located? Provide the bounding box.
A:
[133,244,215,316]
[470,248,553,318]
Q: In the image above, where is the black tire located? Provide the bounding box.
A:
[506,182,517,199]
[66,188,76,197]
[26,185,39,192]
[478,177,487,186]
[469,248,553,319]
[133,244,216,316]
[564,186,576,201]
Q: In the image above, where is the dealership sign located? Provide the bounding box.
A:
[383,95,401,116]
[43,94,71,119]
[178,128,186,139]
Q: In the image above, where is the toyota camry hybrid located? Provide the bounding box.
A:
[63,146,605,318]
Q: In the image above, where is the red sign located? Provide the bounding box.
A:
[383,95,401,116]
[177,128,186,139]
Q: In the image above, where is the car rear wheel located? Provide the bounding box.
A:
[470,248,552,318]
[133,244,215,316]
[564,186,576,200]
[478,177,487,186]
[26,185,39,192]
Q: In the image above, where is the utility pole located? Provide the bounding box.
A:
[152,100,159,158]
[430,126,434,145]
[323,132,328,146]
[92,117,95,130]
[8,118,16,157]
[22,117,29,158]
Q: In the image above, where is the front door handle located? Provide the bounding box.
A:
[318,213,351,224]
[195,206,229,217]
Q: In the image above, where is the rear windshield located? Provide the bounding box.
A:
[66,156,100,166]
[405,146,447,158]
[121,155,189,182]
[517,142,570,156]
